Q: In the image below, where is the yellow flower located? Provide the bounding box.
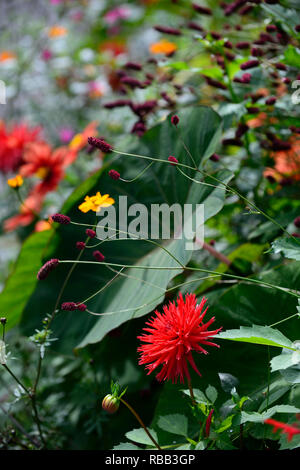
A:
[149,39,177,56]
[78,192,115,213]
[7,174,23,189]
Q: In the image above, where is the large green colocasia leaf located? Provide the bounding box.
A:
[19,106,231,351]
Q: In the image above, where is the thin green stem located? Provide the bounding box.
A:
[120,398,161,450]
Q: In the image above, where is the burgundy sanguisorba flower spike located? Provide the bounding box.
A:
[108,169,120,180]
[168,155,178,166]
[61,302,77,311]
[86,229,96,238]
[87,137,113,153]
[138,293,222,384]
[51,213,71,224]
[37,259,59,280]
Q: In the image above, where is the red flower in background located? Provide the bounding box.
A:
[20,142,72,196]
[0,121,41,173]
[4,187,43,232]
[264,418,300,442]
[138,293,222,384]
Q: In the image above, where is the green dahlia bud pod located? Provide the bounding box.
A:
[102,394,119,414]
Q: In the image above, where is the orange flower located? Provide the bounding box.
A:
[35,220,52,232]
[0,51,16,62]
[149,39,177,56]
[69,121,98,154]
[247,112,278,129]
[264,136,300,182]
[48,26,68,38]
[99,40,127,56]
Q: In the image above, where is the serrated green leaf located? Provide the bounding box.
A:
[272,237,300,261]
[216,325,296,351]
[241,405,300,424]
[205,385,218,404]
[157,414,188,437]
[125,427,158,447]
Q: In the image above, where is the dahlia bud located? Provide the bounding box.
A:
[76,241,86,250]
[102,394,120,414]
[168,155,178,166]
[37,259,59,280]
[51,213,71,225]
[171,115,179,127]
[87,137,113,153]
[108,169,120,180]
[93,250,105,262]
[86,229,96,238]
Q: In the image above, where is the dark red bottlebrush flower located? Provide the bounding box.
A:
[210,153,220,162]
[203,76,227,90]
[154,25,182,36]
[239,4,253,14]
[108,169,120,180]
[93,250,105,262]
[266,24,277,32]
[205,409,214,437]
[76,241,86,250]
[61,302,77,311]
[192,3,212,14]
[222,138,243,146]
[266,97,276,105]
[120,76,145,89]
[187,21,204,32]
[37,259,59,280]
[236,41,250,49]
[124,61,142,71]
[86,229,96,238]
[171,115,179,127]
[76,303,87,311]
[104,99,132,109]
[247,107,260,114]
[131,120,147,137]
[236,123,249,139]
[137,293,222,384]
[294,216,300,228]
[168,155,178,165]
[87,137,113,153]
[275,63,287,71]
[225,0,247,16]
[130,100,157,118]
[224,40,233,49]
[240,59,259,70]
[161,91,175,106]
[51,213,71,225]
[292,232,300,238]
[211,31,221,40]
[296,25,300,33]
[282,77,291,84]
[264,418,300,442]
[251,47,264,57]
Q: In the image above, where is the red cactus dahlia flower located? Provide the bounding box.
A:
[138,293,222,384]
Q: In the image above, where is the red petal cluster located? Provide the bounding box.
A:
[138,293,222,384]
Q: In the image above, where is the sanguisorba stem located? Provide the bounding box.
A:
[119,397,162,450]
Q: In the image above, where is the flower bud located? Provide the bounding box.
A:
[102,394,120,414]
